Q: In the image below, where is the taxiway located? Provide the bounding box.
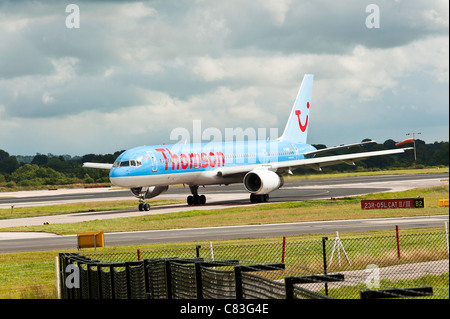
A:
[0,173,448,253]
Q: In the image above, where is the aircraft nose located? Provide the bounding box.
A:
[109,167,118,178]
[109,167,126,179]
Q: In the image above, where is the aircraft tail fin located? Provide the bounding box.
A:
[279,74,313,144]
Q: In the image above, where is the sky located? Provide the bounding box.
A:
[0,0,448,156]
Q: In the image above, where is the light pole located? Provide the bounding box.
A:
[406,132,421,168]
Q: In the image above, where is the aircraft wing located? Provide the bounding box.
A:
[303,140,377,158]
[285,147,413,172]
[83,162,113,170]
[217,147,413,177]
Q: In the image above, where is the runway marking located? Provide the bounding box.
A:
[0,232,61,241]
[367,217,449,224]
[104,215,449,237]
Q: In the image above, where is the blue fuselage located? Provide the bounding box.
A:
[109,140,316,188]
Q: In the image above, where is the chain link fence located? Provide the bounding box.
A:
[59,229,449,299]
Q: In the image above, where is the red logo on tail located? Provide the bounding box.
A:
[295,102,309,132]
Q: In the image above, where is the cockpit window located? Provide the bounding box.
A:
[113,160,142,167]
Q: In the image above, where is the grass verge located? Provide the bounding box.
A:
[0,199,184,220]
[0,183,448,299]
[1,227,448,299]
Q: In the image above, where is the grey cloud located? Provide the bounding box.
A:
[4,76,145,118]
[0,0,447,155]
[220,0,448,54]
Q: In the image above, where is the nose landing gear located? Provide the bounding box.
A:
[138,201,151,211]
[187,185,206,206]
[133,187,150,211]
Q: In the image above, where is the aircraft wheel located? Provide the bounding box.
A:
[138,203,144,211]
[144,203,151,211]
[250,194,269,203]
[187,194,206,205]
[193,195,201,205]
[199,195,206,205]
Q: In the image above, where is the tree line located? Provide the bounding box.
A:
[296,139,448,175]
[0,139,448,189]
[0,150,123,189]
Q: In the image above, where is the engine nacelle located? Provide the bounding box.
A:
[130,186,169,199]
[243,169,284,195]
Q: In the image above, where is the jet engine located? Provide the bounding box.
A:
[243,169,284,195]
[130,186,169,199]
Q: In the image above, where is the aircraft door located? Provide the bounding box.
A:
[147,151,158,172]
[262,149,268,163]
[292,144,299,160]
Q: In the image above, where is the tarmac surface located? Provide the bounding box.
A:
[0,173,448,252]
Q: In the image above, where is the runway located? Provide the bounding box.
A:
[1,173,447,209]
[0,215,448,253]
[0,173,448,253]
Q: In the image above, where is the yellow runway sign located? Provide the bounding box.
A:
[77,231,104,249]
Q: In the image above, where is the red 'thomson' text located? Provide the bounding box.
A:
[155,148,225,171]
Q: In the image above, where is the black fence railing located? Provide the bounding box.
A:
[59,255,334,299]
[58,230,449,299]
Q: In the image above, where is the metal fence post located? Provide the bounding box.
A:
[58,253,65,299]
[445,222,449,254]
[125,262,131,299]
[195,262,203,299]
[165,260,173,299]
[234,266,243,299]
[144,259,150,299]
[285,277,294,299]
[322,237,329,296]
[281,236,286,263]
[110,264,116,299]
[396,225,401,259]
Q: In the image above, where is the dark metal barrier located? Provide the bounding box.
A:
[59,230,448,299]
[59,254,330,299]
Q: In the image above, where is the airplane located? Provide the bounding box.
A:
[83,74,412,211]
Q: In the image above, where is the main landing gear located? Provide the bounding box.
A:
[187,185,206,206]
[250,193,269,203]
